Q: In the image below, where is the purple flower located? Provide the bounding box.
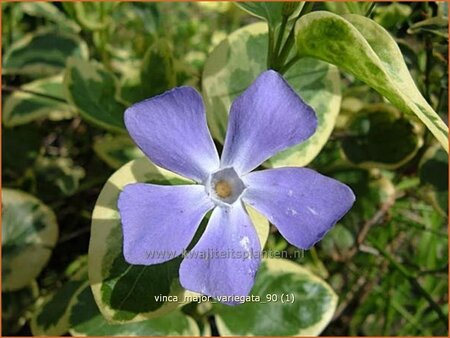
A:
[118,70,355,302]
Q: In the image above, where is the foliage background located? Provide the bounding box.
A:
[2,1,448,336]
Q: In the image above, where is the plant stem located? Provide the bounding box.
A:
[267,25,275,69]
[273,16,288,62]
[424,36,433,103]
[279,55,300,75]
[274,2,315,72]
[372,241,448,326]
[275,25,296,70]
[365,3,377,17]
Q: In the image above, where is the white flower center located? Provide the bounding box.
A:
[206,167,246,205]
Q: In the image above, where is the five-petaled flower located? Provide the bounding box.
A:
[118,70,355,303]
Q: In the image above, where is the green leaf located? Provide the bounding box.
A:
[141,40,177,98]
[34,157,86,199]
[69,285,200,336]
[341,104,423,169]
[419,144,449,216]
[2,282,39,335]
[334,169,396,222]
[30,257,88,336]
[93,135,144,169]
[3,29,88,76]
[20,2,80,32]
[70,2,118,31]
[295,12,449,152]
[202,23,341,167]
[3,75,73,127]
[407,17,449,39]
[374,3,412,29]
[438,2,448,18]
[119,70,143,105]
[119,39,177,105]
[64,57,127,132]
[344,2,373,15]
[236,2,304,27]
[3,126,41,174]
[321,224,355,257]
[2,189,58,291]
[89,157,270,323]
[214,258,337,336]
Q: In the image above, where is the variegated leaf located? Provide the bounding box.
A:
[2,189,58,291]
[3,75,73,127]
[202,23,341,168]
[214,258,338,336]
[3,29,88,76]
[89,157,270,323]
[296,12,448,152]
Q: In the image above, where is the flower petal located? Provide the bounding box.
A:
[179,203,261,302]
[118,183,214,265]
[221,70,317,175]
[242,168,355,249]
[124,87,220,183]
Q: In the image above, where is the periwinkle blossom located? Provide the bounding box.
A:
[118,70,355,302]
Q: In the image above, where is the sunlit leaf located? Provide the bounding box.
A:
[296,12,448,152]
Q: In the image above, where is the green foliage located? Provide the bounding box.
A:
[2,189,58,291]
[296,11,448,152]
[89,157,269,323]
[420,145,449,216]
[3,126,41,175]
[2,282,39,335]
[3,29,88,76]
[93,135,144,169]
[408,17,449,38]
[374,3,412,29]
[203,23,341,167]
[69,286,200,336]
[120,39,177,105]
[214,259,337,336]
[64,58,127,132]
[2,2,448,336]
[34,157,85,198]
[341,104,423,169]
[236,2,304,28]
[30,257,88,336]
[3,75,73,127]
[19,2,80,33]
